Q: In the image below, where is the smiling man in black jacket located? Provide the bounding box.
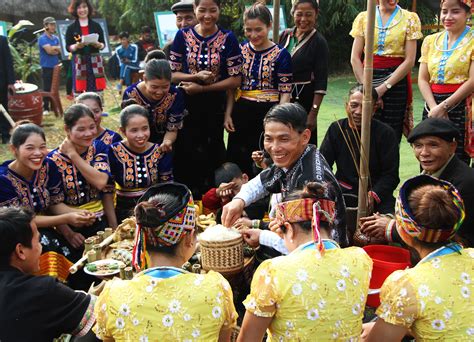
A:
[0,207,96,341]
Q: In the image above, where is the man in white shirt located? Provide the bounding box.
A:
[222,103,349,247]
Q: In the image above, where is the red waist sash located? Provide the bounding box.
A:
[373,55,404,69]
[431,83,463,94]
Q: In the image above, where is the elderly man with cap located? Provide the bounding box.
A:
[361,118,474,247]
[163,0,197,58]
[38,17,60,116]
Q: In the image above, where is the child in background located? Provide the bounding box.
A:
[115,31,140,91]
[76,92,121,145]
[202,163,248,213]
[202,162,267,221]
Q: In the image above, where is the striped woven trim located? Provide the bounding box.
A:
[72,295,97,337]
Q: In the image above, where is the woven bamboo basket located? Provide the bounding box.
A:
[200,235,244,275]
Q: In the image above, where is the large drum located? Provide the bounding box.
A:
[8,83,43,125]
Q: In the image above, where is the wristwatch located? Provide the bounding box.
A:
[384,81,392,90]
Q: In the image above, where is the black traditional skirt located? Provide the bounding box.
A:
[422,92,471,165]
[173,92,226,199]
[227,98,276,177]
[291,81,319,144]
[373,67,408,143]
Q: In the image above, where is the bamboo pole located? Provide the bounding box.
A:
[356,0,376,226]
[273,0,280,42]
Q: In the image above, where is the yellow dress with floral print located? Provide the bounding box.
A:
[350,8,423,57]
[377,248,474,340]
[419,29,474,84]
[94,270,237,341]
[243,245,373,341]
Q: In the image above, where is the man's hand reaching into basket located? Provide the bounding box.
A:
[221,198,245,227]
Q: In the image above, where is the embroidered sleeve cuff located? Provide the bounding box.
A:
[72,295,97,337]
[385,219,396,243]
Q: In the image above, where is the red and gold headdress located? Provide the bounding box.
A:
[275,197,335,255]
[441,0,474,13]
[460,0,473,10]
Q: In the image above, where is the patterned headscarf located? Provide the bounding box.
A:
[132,183,196,271]
[395,175,465,244]
[275,197,336,255]
[460,0,473,9]
[441,0,474,12]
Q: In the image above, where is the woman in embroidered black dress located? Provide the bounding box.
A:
[0,122,96,282]
[169,0,242,198]
[108,105,174,223]
[122,58,185,152]
[47,105,113,288]
[226,3,292,177]
[279,0,328,141]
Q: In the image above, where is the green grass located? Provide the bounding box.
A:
[2,74,422,189]
[318,75,422,190]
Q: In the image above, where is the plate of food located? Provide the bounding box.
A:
[84,259,125,277]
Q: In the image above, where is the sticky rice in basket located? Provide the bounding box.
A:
[198,224,244,274]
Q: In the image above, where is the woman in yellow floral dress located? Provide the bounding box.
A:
[94,183,237,341]
[363,175,474,340]
[237,183,373,341]
[418,0,474,164]
[350,0,422,142]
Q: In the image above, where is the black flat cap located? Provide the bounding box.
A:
[171,0,194,14]
[407,118,459,143]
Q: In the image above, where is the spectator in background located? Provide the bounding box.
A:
[0,35,15,144]
[115,31,140,92]
[136,26,159,62]
[65,0,106,95]
[38,17,61,116]
[163,0,197,58]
